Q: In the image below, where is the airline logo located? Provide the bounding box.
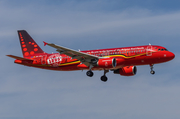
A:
[19,32,39,56]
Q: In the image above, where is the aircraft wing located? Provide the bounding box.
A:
[44,42,99,66]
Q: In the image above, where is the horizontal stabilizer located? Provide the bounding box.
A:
[6,55,33,61]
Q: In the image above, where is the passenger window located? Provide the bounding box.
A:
[161,49,164,51]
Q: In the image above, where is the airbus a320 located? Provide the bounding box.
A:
[7,30,175,82]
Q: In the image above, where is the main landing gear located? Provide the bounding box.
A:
[86,70,109,82]
[86,64,94,77]
[150,64,155,75]
[86,70,94,77]
[101,70,109,82]
[86,65,109,82]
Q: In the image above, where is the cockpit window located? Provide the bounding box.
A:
[158,48,168,51]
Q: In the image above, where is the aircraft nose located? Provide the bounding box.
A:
[167,52,175,60]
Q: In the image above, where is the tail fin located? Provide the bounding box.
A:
[18,30,45,57]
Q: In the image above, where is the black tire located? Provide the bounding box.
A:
[86,71,94,77]
[101,75,108,82]
[150,71,155,75]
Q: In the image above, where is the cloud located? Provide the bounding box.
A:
[1,70,180,119]
[1,1,180,50]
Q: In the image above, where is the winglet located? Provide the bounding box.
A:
[43,41,48,46]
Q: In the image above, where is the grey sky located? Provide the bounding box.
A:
[1,0,180,119]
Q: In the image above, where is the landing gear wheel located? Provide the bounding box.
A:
[86,71,94,77]
[101,75,108,82]
[150,70,155,75]
[150,64,155,75]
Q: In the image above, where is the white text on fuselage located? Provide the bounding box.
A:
[47,54,62,67]
[47,57,62,64]
[86,47,145,54]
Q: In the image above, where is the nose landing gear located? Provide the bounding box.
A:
[150,70,155,75]
[150,64,155,75]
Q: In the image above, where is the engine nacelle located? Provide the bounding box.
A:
[97,58,116,68]
[114,66,137,76]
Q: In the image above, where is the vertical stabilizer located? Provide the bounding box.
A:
[18,30,44,57]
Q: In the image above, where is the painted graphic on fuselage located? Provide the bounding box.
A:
[47,54,62,67]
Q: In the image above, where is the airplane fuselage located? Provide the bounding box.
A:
[14,45,174,71]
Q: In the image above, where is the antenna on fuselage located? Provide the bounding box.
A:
[149,43,151,45]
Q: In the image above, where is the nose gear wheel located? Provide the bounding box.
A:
[150,64,155,75]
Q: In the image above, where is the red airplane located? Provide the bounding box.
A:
[7,30,175,82]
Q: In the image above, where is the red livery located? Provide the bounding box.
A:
[7,30,175,82]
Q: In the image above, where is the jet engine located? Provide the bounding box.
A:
[97,58,116,68]
[114,66,137,76]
